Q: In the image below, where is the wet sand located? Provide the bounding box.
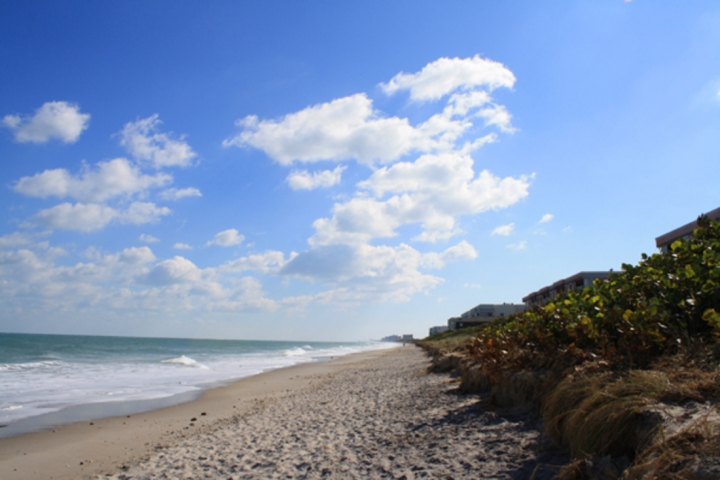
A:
[0,346,566,479]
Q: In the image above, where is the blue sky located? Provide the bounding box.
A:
[1,1,719,341]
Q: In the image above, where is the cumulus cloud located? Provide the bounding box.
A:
[33,203,117,232]
[286,166,346,190]
[158,187,202,201]
[142,256,202,285]
[206,229,244,247]
[0,243,278,319]
[2,101,90,143]
[279,241,477,305]
[173,243,193,250]
[281,243,444,303]
[139,234,160,243]
[115,246,156,265]
[420,241,478,269]
[32,202,170,232]
[540,213,554,223]
[220,250,293,274]
[13,158,171,202]
[280,245,357,281]
[121,202,171,225]
[507,240,527,251]
[312,153,532,245]
[224,94,429,165]
[380,55,516,101]
[119,114,196,169]
[492,223,515,236]
[1,55,531,317]
[224,54,519,180]
[0,232,36,248]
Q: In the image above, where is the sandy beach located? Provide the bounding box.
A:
[0,345,566,479]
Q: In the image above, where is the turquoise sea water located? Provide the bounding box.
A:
[0,333,394,437]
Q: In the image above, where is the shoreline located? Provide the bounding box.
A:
[0,345,565,479]
[0,352,344,440]
[0,347,399,480]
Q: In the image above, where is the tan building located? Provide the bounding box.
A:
[655,207,720,252]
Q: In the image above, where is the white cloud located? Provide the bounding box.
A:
[139,234,160,243]
[159,187,202,201]
[206,229,244,247]
[477,104,515,133]
[464,283,482,289]
[281,243,445,304]
[119,202,171,225]
[224,55,519,177]
[0,232,36,248]
[0,243,279,318]
[142,256,202,285]
[32,202,170,232]
[13,158,171,202]
[119,115,196,169]
[2,101,90,144]
[224,94,430,165]
[312,153,532,245]
[492,223,515,236]
[380,55,516,101]
[173,243,193,250]
[279,241,476,305]
[115,246,156,265]
[420,241,478,269]
[286,166,346,190]
[220,250,293,274]
[540,213,554,223]
[33,203,117,232]
[507,240,527,251]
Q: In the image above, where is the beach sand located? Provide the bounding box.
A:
[0,345,567,479]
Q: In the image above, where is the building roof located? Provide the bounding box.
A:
[655,207,720,249]
[522,271,611,303]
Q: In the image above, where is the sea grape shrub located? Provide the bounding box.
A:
[469,217,720,373]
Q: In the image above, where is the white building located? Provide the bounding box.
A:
[447,303,525,330]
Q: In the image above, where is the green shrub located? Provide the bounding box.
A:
[469,216,720,372]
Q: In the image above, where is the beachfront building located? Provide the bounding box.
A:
[381,335,402,342]
[460,303,526,319]
[522,271,612,308]
[446,303,525,331]
[655,207,720,253]
[428,325,448,336]
[381,334,414,343]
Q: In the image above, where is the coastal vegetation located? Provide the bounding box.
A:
[420,216,720,479]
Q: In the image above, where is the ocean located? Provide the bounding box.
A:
[0,332,396,437]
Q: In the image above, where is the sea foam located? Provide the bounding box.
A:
[0,333,397,433]
[160,355,208,369]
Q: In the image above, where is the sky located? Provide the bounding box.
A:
[1,1,719,341]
